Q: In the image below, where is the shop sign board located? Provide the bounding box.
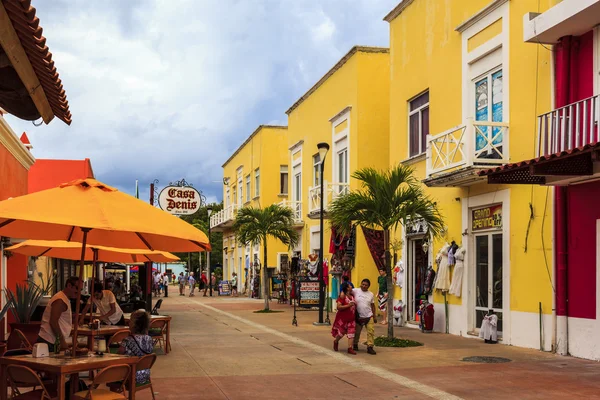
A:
[298,278,319,308]
[219,280,231,296]
[158,185,201,215]
[472,204,502,231]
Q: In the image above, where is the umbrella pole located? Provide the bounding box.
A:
[89,248,98,331]
[72,228,90,354]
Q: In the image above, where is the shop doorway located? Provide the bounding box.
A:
[406,238,428,322]
[474,233,503,334]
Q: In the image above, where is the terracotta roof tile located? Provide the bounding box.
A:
[3,0,71,124]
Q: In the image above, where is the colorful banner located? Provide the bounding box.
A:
[472,204,502,231]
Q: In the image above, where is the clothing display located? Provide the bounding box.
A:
[479,312,498,342]
[331,276,339,300]
[361,226,385,272]
[449,247,466,297]
[424,266,436,295]
[393,260,404,288]
[434,243,451,291]
[377,293,388,312]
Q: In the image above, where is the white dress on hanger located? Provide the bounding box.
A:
[435,243,451,291]
[479,313,498,341]
[449,247,465,297]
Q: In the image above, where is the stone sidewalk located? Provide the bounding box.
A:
[138,293,600,399]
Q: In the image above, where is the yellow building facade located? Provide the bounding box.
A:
[286,46,390,301]
[386,0,556,350]
[210,125,290,294]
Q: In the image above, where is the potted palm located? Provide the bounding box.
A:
[2,283,44,350]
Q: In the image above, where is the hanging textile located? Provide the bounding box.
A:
[361,226,385,272]
[345,225,357,258]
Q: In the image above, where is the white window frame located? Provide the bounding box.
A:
[336,148,348,185]
[245,175,251,203]
[280,165,289,195]
[232,186,237,207]
[254,169,260,198]
[291,144,302,203]
[313,154,321,187]
[330,107,351,187]
[407,91,429,158]
[237,168,243,206]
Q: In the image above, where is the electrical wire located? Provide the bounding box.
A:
[541,186,555,293]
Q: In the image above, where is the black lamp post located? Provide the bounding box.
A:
[207,206,213,296]
[314,142,330,326]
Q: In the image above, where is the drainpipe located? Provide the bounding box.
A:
[555,186,568,355]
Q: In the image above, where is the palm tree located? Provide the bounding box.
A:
[233,204,299,311]
[328,164,444,338]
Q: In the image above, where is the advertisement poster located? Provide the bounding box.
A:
[219,280,231,296]
[298,278,320,308]
[472,204,502,231]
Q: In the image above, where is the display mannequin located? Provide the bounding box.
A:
[479,309,498,343]
[434,243,451,291]
[449,246,465,297]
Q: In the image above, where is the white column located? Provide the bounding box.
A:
[126,265,131,292]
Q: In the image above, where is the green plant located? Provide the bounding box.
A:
[5,283,44,324]
[374,336,423,348]
[329,165,444,339]
[28,264,56,296]
[233,204,299,311]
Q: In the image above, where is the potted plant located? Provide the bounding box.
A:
[29,263,56,322]
[2,283,44,350]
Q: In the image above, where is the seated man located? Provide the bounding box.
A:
[80,283,125,326]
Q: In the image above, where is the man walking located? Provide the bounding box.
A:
[178,272,186,296]
[211,273,217,296]
[352,278,377,355]
[188,272,196,297]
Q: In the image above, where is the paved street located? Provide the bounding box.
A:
[138,293,600,399]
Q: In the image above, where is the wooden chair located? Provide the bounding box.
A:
[72,364,130,400]
[108,354,157,400]
[148,319,167,353]
[13,329,33,352]
[6,365,56,400]
[107,330,131,354]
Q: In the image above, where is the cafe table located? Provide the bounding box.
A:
[123,313,172,354]
[75,325,131,350]
[0,353,137,400]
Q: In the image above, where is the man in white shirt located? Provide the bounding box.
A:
[352,278,377,355]
[80,283,125,326]
[38,276,81,351]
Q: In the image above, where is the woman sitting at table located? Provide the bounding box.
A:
[118,310,153,384]
[79,283,125,326]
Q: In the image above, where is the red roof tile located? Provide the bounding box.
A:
[2,0,71,125]
[479,142,600,176]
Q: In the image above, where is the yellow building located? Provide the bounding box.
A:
[286,46,390,301]
[210,125,291,295]
[386,0,555,350]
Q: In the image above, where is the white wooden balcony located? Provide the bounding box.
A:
[424,118,509,187]
[307,181,350,219]
[209,204,240,231]
[536,95,600,158]
[278,200,303,225]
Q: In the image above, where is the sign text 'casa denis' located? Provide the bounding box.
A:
[158,185,201,215]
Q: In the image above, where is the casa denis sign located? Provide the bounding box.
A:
[158,186,201,215]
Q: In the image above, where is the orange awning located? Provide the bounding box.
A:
[6,240,180,263]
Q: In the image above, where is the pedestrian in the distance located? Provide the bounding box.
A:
[331,283,357,354]
[231,272,238,297]
[202,271,209,297]
[352,278,377,355]
[377,269,388,325]
[178,272,186,296]
[188,272,196,297]
[211,273,217,296]
[342,275,354,290]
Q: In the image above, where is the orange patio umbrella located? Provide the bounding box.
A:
[0,178,210,351]
[6,240,180,264]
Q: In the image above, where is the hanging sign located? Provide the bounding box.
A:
[298,278,320,308]
[158,186,201,215]
[472,204,502,231]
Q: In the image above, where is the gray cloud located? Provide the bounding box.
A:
[6,0,398,201]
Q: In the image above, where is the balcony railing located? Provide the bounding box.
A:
[278,199,303,224]
[536,94,600,157]
[307,181,350,215]
[209,204,240,229]
[426,118,509,178]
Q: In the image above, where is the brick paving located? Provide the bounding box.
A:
[136,291,600,399]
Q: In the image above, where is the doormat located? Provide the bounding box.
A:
[462,356,511,364]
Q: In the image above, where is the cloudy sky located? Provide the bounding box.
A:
[6,0,398,203]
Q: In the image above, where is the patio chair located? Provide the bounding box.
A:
[107,354,157,400]
[148,319,167,353]
[6,365,56,400]
[72,364,130,400]
[12,329,33,352]
[151,299,162,315]
[107,330,131,354]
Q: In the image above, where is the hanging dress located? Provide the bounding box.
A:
[434,243,451,291]
[449,247,465,297]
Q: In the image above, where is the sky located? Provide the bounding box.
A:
[6,0,399,204]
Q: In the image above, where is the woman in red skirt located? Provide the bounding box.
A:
[332,283,357,354]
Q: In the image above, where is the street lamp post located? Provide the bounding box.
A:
[207,206,213,297]
[314,142,330,326]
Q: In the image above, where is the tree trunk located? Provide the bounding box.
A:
[263,241,269,311]
[384,229,394,339]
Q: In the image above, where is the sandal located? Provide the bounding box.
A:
[333,340,339,352]
[347,348,357,355]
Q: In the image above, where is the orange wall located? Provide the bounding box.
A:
[0,143,28,201]
[28,158,94,193]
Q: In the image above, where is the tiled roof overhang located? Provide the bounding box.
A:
[0,0,71,125]
[479,143,600,185]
